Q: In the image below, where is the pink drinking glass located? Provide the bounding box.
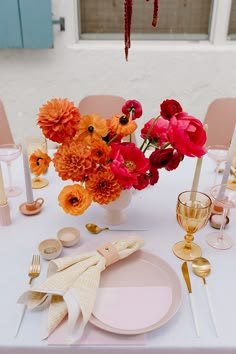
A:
[0,144,22,197]
[207,145,229,185]
[206,184,236,250]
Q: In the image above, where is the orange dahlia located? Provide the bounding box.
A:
[76,114,108,145]
[37,98,80,143]
[110,114,137,136]
[29,149,51,176]
[53,141,94,182]
[58,184,92,216]
[90,140,111,165]
[85,167,122,204]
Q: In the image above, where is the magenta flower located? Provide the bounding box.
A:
[122,100,143,120]
[141,117,169,145]
[168,112,207,158]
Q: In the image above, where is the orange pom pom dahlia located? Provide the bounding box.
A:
[37,98,80,143]
[90,140,111,165]
[86,167,122,204]
[53,141,94,182]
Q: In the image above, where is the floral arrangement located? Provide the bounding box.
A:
[33,98,207,217]
[124,0,159,60]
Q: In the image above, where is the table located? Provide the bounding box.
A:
[1,152,236,354]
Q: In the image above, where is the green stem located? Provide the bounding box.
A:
[140,115,160,151]
[143,141,152,154]
[107,134,120,145]
[162,142,170,149]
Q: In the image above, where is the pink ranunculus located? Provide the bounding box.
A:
[122,100,143,120]
[160,99,183,120]
[165,151,184,171]
[168,112,207,158]
[140,117,169,145]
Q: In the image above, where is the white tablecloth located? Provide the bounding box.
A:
[1,151,236,354]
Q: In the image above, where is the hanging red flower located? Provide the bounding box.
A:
[124,0,159,61]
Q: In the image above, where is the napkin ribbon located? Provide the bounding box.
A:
[18,235,144,344]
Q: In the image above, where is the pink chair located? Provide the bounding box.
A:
[0,99,14,144]
[78,94,136,143]
[79,94,126,118]
[203,98,236,147]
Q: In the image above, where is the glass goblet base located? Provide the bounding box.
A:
[6,186,23,197]
[172,241,202,261]
[206,231,233,250]
[32,177,49,189]
[227,180,236,191]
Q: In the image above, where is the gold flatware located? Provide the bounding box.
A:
[192,257,219,336]
[15,255,41,337]
[28,254,41,284]
[85,223,109,234]
[85,223,148,234]
[182,261,200,336]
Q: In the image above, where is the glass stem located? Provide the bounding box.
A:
[214,162,220,185]
[184,233,194,249]
[6,161,13,191]
[218,208,228,241]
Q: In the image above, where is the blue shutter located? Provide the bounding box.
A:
[19,0,53,48]
[0,0,53,48]
[0,0,22,48]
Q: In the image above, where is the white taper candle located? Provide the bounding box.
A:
[0,162,7,205]
[219,124,236,197]
[22,148,34,204]
[191,124,208,193]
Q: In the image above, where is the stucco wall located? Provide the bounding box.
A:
[0,0,236,141]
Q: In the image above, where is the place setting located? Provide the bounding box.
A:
[5,97,236,350]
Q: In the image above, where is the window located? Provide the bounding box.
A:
[78,0,213,40]
[228,0,236,38]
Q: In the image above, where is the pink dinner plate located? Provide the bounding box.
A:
[89,250,182,335]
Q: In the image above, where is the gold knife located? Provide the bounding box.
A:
[182,262,200,337]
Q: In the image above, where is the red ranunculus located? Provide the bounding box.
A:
[133,174,149,190]
[149,167,159,185]
[168,112,207,158]
[165,151,184,171]
[122,100,143,120]
[140,117,169,145]
[149,148,174,169]
[160,99,183,120]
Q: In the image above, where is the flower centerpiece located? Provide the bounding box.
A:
[34,98,207,217]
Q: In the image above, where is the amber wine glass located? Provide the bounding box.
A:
[173,191,212,261]
[26,136,48,189]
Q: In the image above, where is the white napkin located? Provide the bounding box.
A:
[18,235,144,344]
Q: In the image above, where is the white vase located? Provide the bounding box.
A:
[101,189,132,225]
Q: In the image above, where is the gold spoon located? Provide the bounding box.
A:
[192,257,219,336]
[85,223,109,234]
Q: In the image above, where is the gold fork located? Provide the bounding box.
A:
[28,255,41,284]
[15,255,41,337]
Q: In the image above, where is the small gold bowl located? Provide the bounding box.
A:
[38,239,62,260]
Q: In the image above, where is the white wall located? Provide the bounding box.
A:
[0,0,236,141]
